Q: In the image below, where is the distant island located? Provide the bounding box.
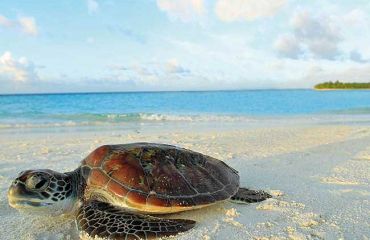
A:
[314,81,370,90]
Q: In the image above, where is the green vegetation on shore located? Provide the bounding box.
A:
[314,81,370,89]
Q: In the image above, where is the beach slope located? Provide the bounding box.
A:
[0,118,369,239]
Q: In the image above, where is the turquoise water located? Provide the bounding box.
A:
[0,90,369,127]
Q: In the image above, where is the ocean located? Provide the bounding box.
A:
[1,90,370,128]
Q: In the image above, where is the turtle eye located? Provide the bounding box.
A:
[26,174,49,191]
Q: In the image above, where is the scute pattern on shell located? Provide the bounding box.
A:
[81,143,239,208]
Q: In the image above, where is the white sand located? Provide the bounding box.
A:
[0,117,369,239]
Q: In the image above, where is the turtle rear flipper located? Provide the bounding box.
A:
[230,187,271,204]
[76,200,195,240]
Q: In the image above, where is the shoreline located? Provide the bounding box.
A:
[1,113,370,132]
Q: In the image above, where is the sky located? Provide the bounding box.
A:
[1,0,370,93]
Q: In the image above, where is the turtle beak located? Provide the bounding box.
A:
[8,180,47,209]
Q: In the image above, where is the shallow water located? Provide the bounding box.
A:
[1,90,370,128]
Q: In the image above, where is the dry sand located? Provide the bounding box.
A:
[0,117,369,240]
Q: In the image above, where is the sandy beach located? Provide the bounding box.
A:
[2,0,370,239]
[0,117,369,240]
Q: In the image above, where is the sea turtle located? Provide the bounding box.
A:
[8,143,271,239]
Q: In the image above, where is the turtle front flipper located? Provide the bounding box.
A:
[230,187,271,203]
[76,200,195,240]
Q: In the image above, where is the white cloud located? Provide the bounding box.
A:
[106,59,192,88]
[0,14,38,36]
[165,59,190,74]
[18,17,38,36]
[215,0,286,22]
[342,9,368,27]
[275,9,342,60]
[349,50,369,63]
[0,51,39,82]
[274,34,302,59]
[157,0,205,22]
[291,10,341,58]
[87,0,99,15]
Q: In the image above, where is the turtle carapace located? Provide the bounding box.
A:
[8,143,271,239]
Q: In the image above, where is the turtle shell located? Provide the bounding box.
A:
[80,143,239,213]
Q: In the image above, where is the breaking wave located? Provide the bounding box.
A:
[0,113,254,129]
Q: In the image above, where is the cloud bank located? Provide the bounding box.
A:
[292,10,341,59]
[0,51,39,82]
[156,0,205,22]
[274,9,357,60]
[215,0,286,22]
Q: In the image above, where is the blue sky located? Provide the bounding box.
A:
[1,0,370,93]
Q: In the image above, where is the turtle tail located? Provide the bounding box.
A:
[230,187,271,204]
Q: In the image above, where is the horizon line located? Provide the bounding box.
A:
[0,88,313,96]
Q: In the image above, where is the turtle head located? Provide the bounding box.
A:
[8,169,76,215]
